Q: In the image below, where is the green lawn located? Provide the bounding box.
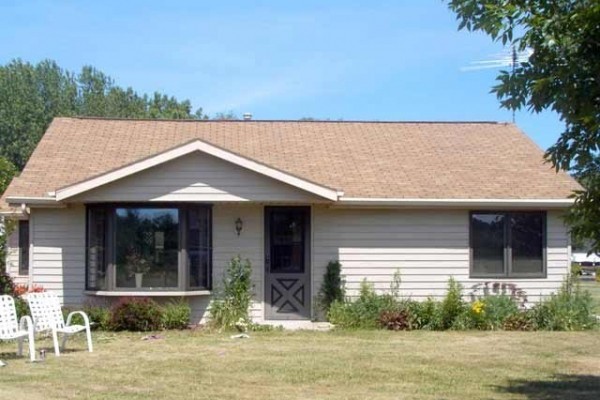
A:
[1,330,599,399]
[580,279,600,314]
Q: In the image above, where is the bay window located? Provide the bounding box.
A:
[470,211,546,278]
[86,204,212,291]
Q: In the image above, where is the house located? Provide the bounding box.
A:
[1,117,580,325]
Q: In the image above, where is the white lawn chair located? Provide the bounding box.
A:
[26,292,93,356]
[0,295,36,362]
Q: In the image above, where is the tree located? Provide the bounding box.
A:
[0,59,208,171]
[447,0,600,253]
[213,111,239,120]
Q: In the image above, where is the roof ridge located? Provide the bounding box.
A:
[59,116,505,124]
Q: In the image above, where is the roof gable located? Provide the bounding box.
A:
[56,139,341,202]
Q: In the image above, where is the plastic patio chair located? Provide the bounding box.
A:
[0,295,36,362]
[26,292,93,356]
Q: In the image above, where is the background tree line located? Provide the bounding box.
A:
[0,58,218,194]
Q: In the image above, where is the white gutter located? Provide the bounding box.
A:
[337,197,575,208]
[5,196,65,208]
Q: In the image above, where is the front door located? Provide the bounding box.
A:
[264,206,311,320]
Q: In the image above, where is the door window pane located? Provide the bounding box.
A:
[270,210,305,273]
[511,213,544,274]
[471,213,505,276]
[115,208,179,288]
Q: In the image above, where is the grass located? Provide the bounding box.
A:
[1,330,599,399]
[580,279,600,314]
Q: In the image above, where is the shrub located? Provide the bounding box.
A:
[328,280,397,329]
[14,297,29,319]
[378,309,411,331]
[319,260,345,313]
[0,271,15,295]
[405,298,440,330]
[571,263,582,276]
[596,270,600,283]
[439,277,465,330]
[84,305,112,330]
[531,277,597,331]
[208,256,253,330]
[161,299,191,330]
[503,311,536,331]
[110,298,162,331]
[481,295,520,330]
[452,295,519,330]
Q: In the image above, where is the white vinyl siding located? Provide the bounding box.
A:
[30,207,86,306]
[18,204,569,324]
[210,204,265,322]
[313,207,569,301]
[71,152,324,203]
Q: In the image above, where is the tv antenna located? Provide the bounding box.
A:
[461,46,533,122]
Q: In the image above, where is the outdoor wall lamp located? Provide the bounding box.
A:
[235,217,243,236]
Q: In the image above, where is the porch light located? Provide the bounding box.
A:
[235,217,243,236]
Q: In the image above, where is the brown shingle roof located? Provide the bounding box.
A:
[1,117,579,207]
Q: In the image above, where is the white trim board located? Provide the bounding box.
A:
[54,140,342,202]
[336,197,575,208]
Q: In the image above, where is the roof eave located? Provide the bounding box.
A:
[336,197,575,208]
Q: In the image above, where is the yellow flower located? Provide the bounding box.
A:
[472,300,485,315]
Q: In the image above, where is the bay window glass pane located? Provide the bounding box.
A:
[116,208,179,288]
[472,213,505,275]
[188,207,211,288]
[18,220,29,276]
[511,213,544,274]
[87,209,107,290]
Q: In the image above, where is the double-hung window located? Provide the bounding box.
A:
[86,204,212,291]
[470,211,546,278]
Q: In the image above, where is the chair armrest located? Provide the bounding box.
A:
[66,310,91,327]
[19,315,35,333]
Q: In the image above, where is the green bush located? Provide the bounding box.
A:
[319,260,345,313]
[453,295,519,330]
[328,280,397,329]
[110,298,162,331]
[481,295,520,329]
[531,277,597,331]
[0,271,15,295]
[14,297,29,319]
[84,305,112,330]
[161,299,191,330]
[571,263,582,276]
[406,298,439,330]
[208,256,253,330]
[439,277,466,330]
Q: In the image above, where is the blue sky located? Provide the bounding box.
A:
[0,0,563,149]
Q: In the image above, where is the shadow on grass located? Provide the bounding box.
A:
[495,374,600,400]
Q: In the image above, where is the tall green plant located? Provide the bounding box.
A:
[318,260,345,312]
[440,277,465,330]
[208,256,253,330]
[532,276,597,331]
